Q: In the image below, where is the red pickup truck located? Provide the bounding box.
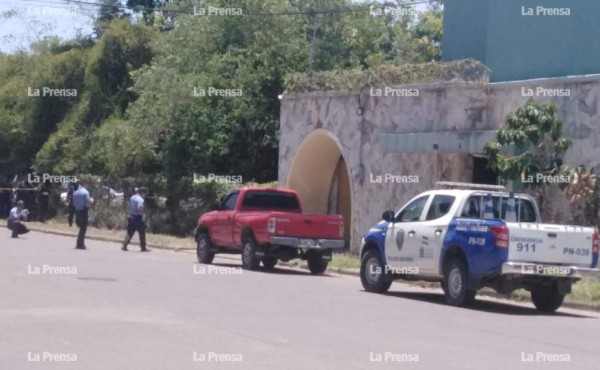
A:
[195,187,345,274]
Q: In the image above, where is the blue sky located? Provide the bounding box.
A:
[0,0,430,53]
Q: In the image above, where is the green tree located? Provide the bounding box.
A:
[484,101,574,220]
[94,0,129,38]
[484,101,571,188]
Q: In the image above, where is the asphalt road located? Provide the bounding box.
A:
[1,231,599,370]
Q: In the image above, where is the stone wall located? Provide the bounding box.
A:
[279,75,600,252]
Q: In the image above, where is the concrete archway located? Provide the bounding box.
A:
[285,129,352,248]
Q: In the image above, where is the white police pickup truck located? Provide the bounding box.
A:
[359,182,600,312]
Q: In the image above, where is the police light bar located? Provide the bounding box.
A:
[435,181,506,191]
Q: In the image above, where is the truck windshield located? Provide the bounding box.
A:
[242,191,300,210]
[461,194,537,222]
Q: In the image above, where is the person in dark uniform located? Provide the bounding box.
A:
[7,200,30,238]
[0,176,11,219]
[67,181,79,227]
[36,180,51,223]
[73,180,93,250]
[122,187,150,252]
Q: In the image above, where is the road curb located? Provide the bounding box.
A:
[28,226,600,312]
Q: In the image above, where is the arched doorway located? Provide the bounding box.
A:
[285,129,352,248]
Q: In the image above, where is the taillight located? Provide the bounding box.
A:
[339,222,344,237]
[593,231,599,253]
[267,218,276,233]
[490,225,509,248]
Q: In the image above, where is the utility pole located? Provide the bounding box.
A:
[309,0,321,71]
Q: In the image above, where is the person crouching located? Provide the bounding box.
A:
[7,200,29,238]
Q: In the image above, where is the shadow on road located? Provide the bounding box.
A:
[369,290,596,318]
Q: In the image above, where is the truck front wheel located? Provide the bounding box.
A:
[307,253,328,274]
[360,249,392,293]
[531,284,565,312]
[196,233,215,264]
[242,235,260,271]
[442,258,476,307]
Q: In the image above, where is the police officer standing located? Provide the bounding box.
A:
[73,179,93,250]
[122,187,150,252]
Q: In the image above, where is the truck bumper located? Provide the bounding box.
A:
[501,262,600,279]
[270,237,345,250]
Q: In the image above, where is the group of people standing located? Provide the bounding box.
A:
[7,180,150,252]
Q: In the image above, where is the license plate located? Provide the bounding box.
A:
[299,239,318,248]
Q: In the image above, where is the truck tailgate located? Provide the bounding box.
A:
[270,213,343,239]
[507,222,595,266]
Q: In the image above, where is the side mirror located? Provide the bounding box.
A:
[382,210,395,222]
[210,203,220,211]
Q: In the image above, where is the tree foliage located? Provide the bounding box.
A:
[484,101,571,189]
[1,0,445,233]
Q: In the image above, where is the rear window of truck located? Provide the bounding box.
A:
[461,194,537,222]
[242,191,300,210]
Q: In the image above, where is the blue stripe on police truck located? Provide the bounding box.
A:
[442,218,509,276]
[363,221,390,264]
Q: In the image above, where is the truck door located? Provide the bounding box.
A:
[214,192,238,247]
[385,195,430,271]
[417,195,457,274]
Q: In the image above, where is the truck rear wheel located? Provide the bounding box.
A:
[262,257,278,270]
[443,258,476,307]
[196,233,214,264]
[531,285,565,312]
[242,235,260,271]
[360,249,392,293]
[307,253,328,274]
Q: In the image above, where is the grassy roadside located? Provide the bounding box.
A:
[23,219,600,305]
[27,220,196,249]
[26,219,360,268]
